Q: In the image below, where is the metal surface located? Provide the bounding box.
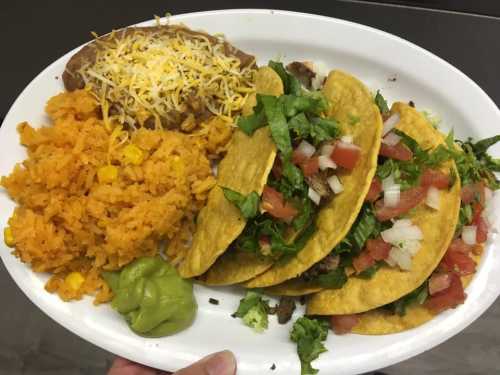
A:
[0,1,499,374]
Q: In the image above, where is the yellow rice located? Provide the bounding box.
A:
[1,90,232,303]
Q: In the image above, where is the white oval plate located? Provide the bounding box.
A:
[1,9,500,375]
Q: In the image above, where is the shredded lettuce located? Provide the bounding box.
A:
[221,188,260,219]
[232,291,270,333]
[290,317,329,375]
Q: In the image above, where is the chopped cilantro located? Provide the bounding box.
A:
[208,298,219,305]
[357,262,382,279]
[232,291,271,333]
[221,188,260,219]
[374,90,389,115]
[316,267,348,289]
[290,317,329,375]
[456,204,473,235]
[384,281,428,316]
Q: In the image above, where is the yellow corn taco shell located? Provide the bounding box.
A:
[352,253,481,335]
[265,279,323,296]
[179,67,282,279]
[306,102,461,315]
[244,70,383,289]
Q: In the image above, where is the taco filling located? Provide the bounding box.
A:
[219,63,356,269]
[307,95,500,335]
[201,62,382,285]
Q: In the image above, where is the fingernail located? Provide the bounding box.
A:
[204,350,236,375]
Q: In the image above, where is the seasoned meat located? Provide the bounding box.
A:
[276,296,296,324]
[286,61,316,89]
[306,170,333,199]
[302,254,340,281]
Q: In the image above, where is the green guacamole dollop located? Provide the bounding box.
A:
[102,256,197,337]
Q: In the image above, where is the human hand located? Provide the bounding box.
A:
[107,350,237,375]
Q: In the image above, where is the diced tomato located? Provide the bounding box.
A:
[379,142,413,161]
[470,200,488,243]
[365,177,382,202]
[261,186,298,222]
[272,158,282,180]
[448,238,472,254]
[421,169,450,190]
[474,215,488,244]
[461,182,486,205]
[472,202,483,223]
[460,185,475,205]
[301,157,320,177]
[375,186,427,221]
[440,249,476,276]
[330,141,361,170]
[428,273,452,296]
[353,252,376,274]
[330,314,360,335]
[292,149,308,165]
[259,235,270,248]
[425,273,466,313]
[366,237,392,261]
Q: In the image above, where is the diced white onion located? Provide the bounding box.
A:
[382,132,401,146]
[425,186,441,210]
[320,144,335,157]
[308,187,322,205]
[381,224,423,244]
[340,135,353,144]
[385,256,396,267]
[384,185,401,208]
[462,225,477,245]
[485,187,493,203]
[382,175,395,191]
[382,113,400,136]
[297,140,316,159]
[327,175,344,194]
[388,247,412,271]
[318,155,337,170]
[399,239,421,256]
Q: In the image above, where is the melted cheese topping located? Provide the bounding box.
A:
[78,27,256,129]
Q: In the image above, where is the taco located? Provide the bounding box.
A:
[283,102,461,313]
[201,64,382,286]
[178,67,282,278]
[324,136,499,335]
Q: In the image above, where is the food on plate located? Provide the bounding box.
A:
[177,66,281,279]
[1,90,219,303]
[102,256,196,337]
[280,101,461,309]
[195,63,382,286]
[2,18,500,375]
[239,66,383,288]
[232,291,272,333]
[307,96,500,336]
[290,317,329,375]
[63,24,256,130]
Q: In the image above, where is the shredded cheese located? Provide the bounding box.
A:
[78,27,256,129]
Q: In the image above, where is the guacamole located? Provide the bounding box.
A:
[103,256,197,337]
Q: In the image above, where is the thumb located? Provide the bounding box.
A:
[173,350,236,375]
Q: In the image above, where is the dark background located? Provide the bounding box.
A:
[1,1,499,374]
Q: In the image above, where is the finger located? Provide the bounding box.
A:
[173,350,236,375]
[108,356,170,375]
